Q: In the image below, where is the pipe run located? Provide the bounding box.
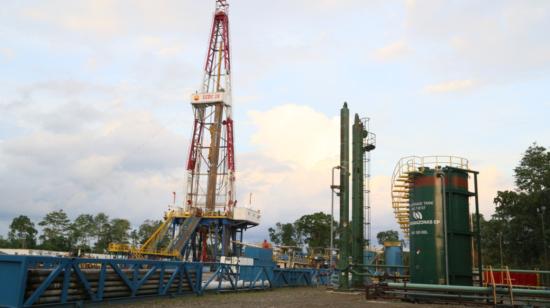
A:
[475,268,550,275]
[386,282,550,297]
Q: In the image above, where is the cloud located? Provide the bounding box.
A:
[236,104,340,241]
[0,0,538,247]
[236,104,520,244]
[17,1,206,40]
[21,3,120,36]
[0,79,190,235]
[424,79,476,93]
[404,1,550,84]
[373,41,411,62]
[0,48,14,61]
[240,104,407,243]
[248,104,339,168]
[0,111,188,231]
[475,165,514,217]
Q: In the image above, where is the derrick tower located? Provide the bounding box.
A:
[108,0,260,261]
[186,0,235,214]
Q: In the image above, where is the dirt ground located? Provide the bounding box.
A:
[104,287,464,308]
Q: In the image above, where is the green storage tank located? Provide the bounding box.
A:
[409,166,473,286]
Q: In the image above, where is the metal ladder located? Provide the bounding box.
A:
[361,117,376,248]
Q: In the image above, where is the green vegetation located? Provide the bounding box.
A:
[0,211,159,254]
[480,143,550,269]
[269,212,337,249]
[376,230,399,245]
[39,210,71,251]
[9,215,37,249]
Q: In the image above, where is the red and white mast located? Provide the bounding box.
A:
[186,0,235,214]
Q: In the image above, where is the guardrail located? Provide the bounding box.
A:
[0,255,331,307]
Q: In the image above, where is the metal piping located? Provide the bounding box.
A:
[351,114,365,287]
[473,171,482,286]
[437,170,449,285]
[339,102,350,289]
[386,282,550,297]
[330,165,342,269]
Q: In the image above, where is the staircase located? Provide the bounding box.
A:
[391,158,416,238]
[167,216,202,256]
[140,214,175,254]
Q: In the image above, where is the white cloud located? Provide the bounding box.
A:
[0,48,14,61]
[424,79,476,93]
[71,154,122,182]
[241,104,407,242]
[236,104,341,240]
[248,104,339,168]
[373,41,411,62]
[0,79,189,235]
[475,165,514,217]
[18,1,207,40]
[405,1,550,84]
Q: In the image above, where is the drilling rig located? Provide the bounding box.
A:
[108,0,260,261]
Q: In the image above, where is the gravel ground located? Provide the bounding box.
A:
[103,287,464,308]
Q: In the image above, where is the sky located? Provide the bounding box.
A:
[0,0,549,245]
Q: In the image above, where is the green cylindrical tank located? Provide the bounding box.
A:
[339,102,350,289]
[409,167,472,286]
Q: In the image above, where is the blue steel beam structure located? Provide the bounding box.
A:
[0,255,202,307]
[0,255,331,307]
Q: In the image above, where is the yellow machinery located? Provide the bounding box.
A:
[108,207,260,260]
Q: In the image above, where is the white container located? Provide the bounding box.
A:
[232,207,261,224]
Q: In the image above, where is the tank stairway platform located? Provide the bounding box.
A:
[391,156,469,237]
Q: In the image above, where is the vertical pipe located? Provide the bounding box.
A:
[222,222,227,256]
[331,173,334,269]
[240,228,244,257]
[214,222,219,261]
[339,103,350,289]
[351,114,364,287]
[439,172,449,285]
[231,228,237,256]
[474,172,482,286]
[330,167,338,269]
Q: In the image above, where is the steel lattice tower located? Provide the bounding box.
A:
[107,0,259,261]
[186,0,236,214]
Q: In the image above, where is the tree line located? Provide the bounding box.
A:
[268,211,396,250]
[477,143,550,269]
[0,211,162,254]
[268,212,336,249]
